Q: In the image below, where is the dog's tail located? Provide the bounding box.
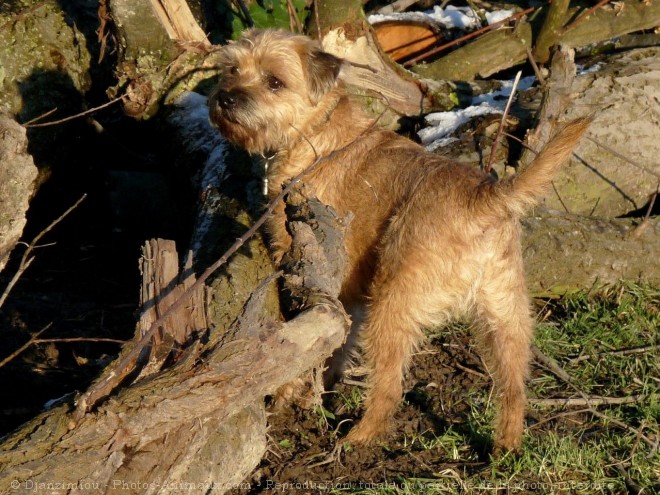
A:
[494,118,591,217]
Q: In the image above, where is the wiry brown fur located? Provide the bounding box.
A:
[209,29,590,452]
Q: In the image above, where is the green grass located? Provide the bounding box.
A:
[330,283,659,494]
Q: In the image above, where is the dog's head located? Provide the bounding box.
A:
[208,29,343,154]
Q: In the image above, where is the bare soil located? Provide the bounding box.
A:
[230,329,507,493]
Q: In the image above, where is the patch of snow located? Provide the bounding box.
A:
[369,5,480,30]
[419,104,499,145]
[369,7,516,30]
[485,10,515,25]
[429,5,479,30]
[426,136,458,152]
[577,62,603,75]
[420,75,536,149]
[169,92,230,256]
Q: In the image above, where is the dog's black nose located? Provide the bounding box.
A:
[215,89,236,110]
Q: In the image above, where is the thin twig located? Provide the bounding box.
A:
[455,361,488,379]
[503,131,538,154]
[0,195,87,310]
[23,107,58,126]
[528,407,592,430]
[644,189,658,220]
[568,344,660,364]
[313,0,321,40]
[589,407,657,449]
[532,345,574,385]
[529,395,645,407]
[0,323,52,368]
[485,70,522,174]
[285,0,303,32]
[551,181,571,213]
[0,1,50,32]
[532,346,657,449]
[630,187,657,239]
[33,337,126,344]
[23,97,125,128]
[525,46,546,86]
[0,257,35,311]
[586,136,660,180]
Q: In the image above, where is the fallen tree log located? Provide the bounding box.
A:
[411,0,660,80]
[0,89,350,494]
[0,194,349,495]
[522,212,659,296]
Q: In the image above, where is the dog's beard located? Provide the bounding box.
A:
[210,100,279,154]
[210,94,303,155]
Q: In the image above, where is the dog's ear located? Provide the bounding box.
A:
[304,49,343,103]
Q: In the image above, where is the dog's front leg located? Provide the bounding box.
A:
[265,198,292,264]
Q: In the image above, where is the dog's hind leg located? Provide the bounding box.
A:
[343,281,427,444]
[473,236,534,453]
[344,240,459,445]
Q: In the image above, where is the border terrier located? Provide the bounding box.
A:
[208,29,589,452]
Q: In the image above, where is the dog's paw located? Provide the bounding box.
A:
[343,419,388,446]
[492,436,523,458]
[271,378,314,411]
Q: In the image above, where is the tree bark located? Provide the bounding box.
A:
[411,21,532,81]
[0,0,94,118]
[533,0,570,64]
[0,117,38,272]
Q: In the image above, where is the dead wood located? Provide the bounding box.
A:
[70,238,208,419]
[0,93,350,492]
[561,0,660,51]
[533,0,571,64]
[542,47,660,218]
[148,0,209,45]
[411,21,533,81]
[0,191,350,494]
[0,116,38,272]
[519,45,577,168]
[528,395,645,407]
[134,239,207,378]
[410,0,660,81]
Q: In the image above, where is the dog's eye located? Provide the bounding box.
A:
[229,66,240,76]
[267,75,284,92]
